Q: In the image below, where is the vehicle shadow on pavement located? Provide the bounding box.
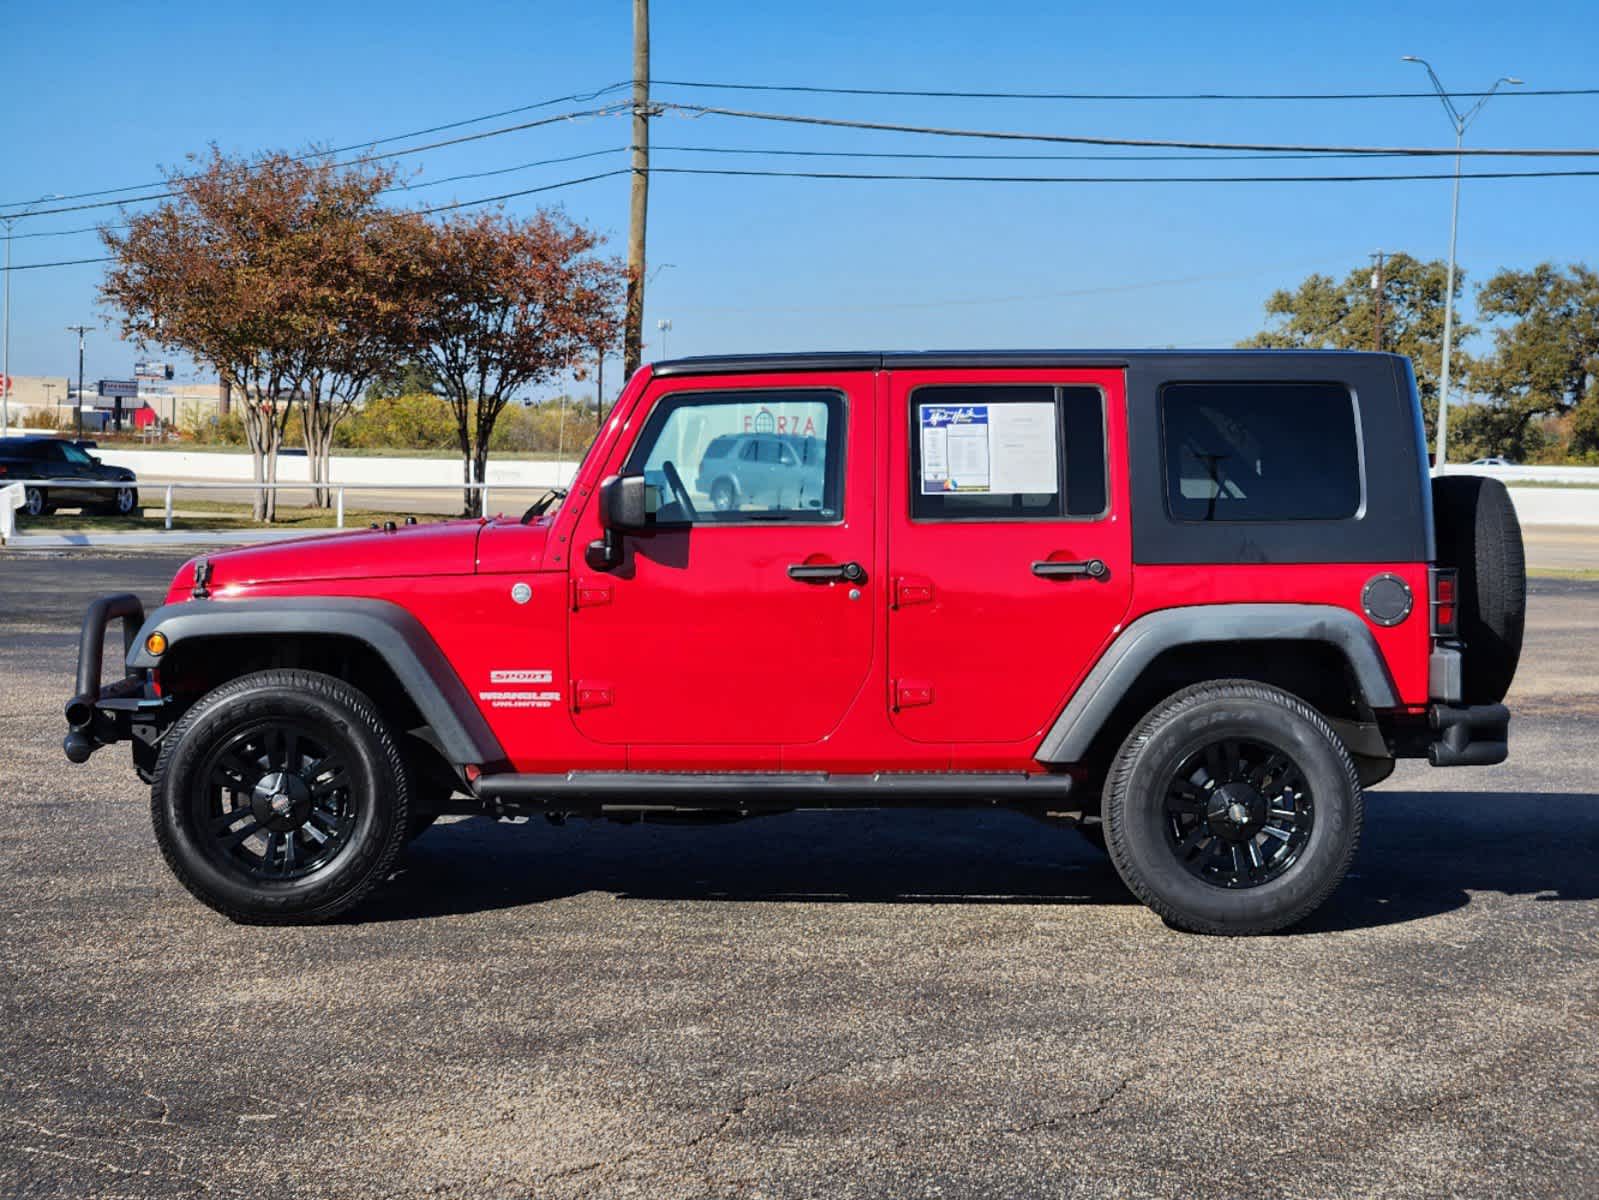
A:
[354,790,1599,931]
[360,810,1137,922]
[1300,789,1599,934]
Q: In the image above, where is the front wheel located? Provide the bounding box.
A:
[101,485,139,516]
[1104,681,1362,936]
[150,669,412,923]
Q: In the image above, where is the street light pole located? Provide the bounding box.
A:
[1402,57,1523,471]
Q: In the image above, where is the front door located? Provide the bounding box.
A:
[567,373,876,750]
[886,368,1133,744]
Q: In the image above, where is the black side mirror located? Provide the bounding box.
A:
[601,473,652,533]
[587,473,655,571]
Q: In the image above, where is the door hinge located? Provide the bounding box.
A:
[893,680,934,710]
[894,576,934,608]
[572,580,613,610]
[573,681,613,710]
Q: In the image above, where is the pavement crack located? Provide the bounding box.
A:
[997,1072,1138,1135]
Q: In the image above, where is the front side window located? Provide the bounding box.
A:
[910,385,1107,520]
[1161,382,1362,522]
[59,442,94,466]
[625,388,845,524]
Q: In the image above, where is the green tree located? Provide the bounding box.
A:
[1240,253,1472,446]
[1468,263,1599,458]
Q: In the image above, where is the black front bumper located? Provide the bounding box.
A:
[64,593,168,765]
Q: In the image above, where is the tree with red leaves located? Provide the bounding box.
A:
[405,210,624,517]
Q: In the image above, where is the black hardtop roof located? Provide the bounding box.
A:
[650,349,1409,378]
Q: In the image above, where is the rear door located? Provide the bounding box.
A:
[885,368,1133,744]
[566,372,876,752]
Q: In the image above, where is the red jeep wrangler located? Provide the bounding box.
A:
[65,351,1525,934]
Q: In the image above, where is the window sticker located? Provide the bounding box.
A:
[919,403,1059,495]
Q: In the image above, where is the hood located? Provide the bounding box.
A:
[166,519,488,600]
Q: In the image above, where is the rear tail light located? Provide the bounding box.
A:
[1431,567,1459,637]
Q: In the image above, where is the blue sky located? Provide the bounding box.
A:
[3,0,1596,393]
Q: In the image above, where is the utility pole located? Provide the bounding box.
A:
[66,325,91,439]
[622,0,650,380]
[1369,250,1386,352]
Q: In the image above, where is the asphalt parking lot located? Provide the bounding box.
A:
[2,554,1595,1199]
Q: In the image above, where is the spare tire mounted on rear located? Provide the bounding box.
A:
[1431,475,1526,705]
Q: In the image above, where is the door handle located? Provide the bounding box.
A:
[787,560,866,584]
[1031,558,1109,581]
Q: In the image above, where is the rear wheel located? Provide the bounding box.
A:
[150,669,411,923]
[1104,681,1362,935]
[22,486,51,517]
[710,478,737,512]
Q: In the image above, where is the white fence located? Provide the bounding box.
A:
[94,447,576,488]
[0,478,558,548]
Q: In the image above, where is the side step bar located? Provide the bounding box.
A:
[474,770,1073,812]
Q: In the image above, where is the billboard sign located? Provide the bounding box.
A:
[97,379,139,399]
[134,360,175,381]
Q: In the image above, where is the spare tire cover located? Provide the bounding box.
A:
[1432,475,1526,704]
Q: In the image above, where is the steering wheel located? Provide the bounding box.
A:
[661,460,697,520]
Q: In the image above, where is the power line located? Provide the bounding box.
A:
[9,136,1439,242]
[414,168,629,214]
[1,168,633,269]
[6,105,630,220]
[11,158,1599,272]
[652,77,1599,103]
[14,149,634,241]
[664,102,1599,157]
[654,165,1599,183]
[656,144,1424,163]
[0,256,112,272]
[0,82,632,210]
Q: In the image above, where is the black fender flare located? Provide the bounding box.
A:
[1035,603,1400,764]
[127,597,505,769]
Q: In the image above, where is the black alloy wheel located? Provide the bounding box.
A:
[1104,680,1362,936]
[197,721,358,882]
[1162,738,1314,889]
[151,669,411,923]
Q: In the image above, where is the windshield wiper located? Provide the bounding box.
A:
[520,487,567,523]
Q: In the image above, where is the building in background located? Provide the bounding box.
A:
[1,372,225,434]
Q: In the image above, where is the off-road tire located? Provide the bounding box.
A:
[150,669,411,924]
[1104,681,1363,936]
[1432,475,1525,704]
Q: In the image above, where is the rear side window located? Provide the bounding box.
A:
[1160,382,1362,522]
[909,385,1107,521]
